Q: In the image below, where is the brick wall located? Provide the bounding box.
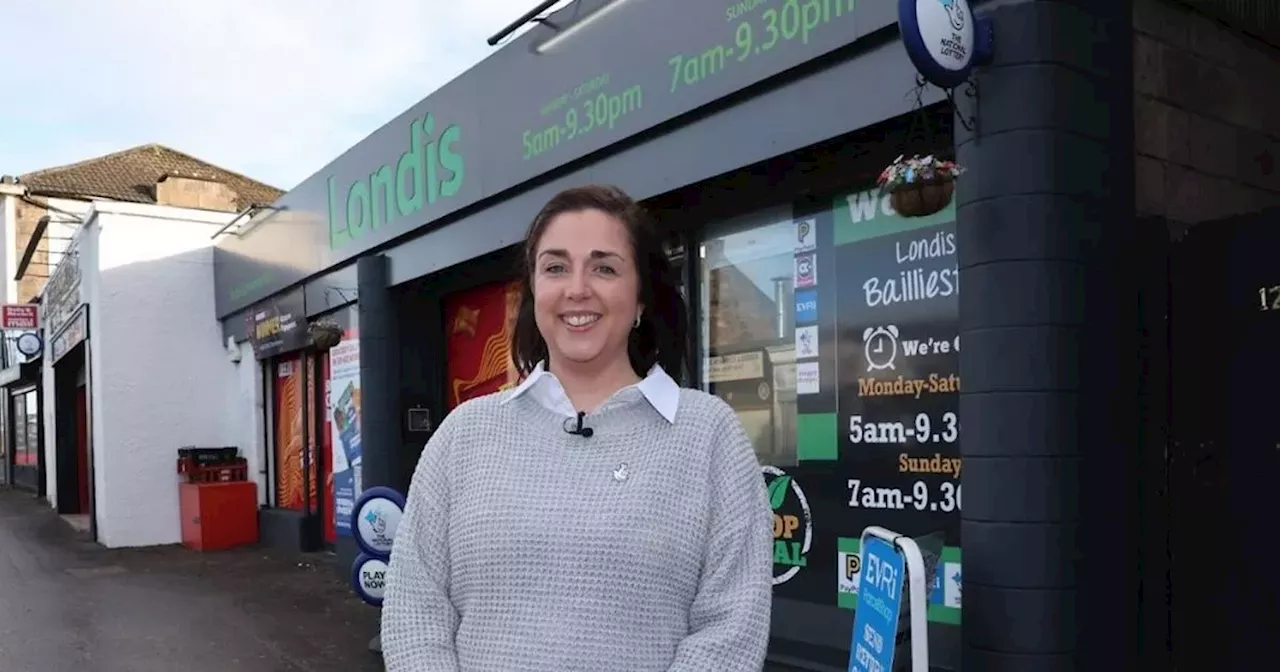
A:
[1134,0,1280,237]
[13,199,48,303]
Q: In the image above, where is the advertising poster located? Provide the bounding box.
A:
[274,357,305,510]
[329,326,362,537]
[444,279,522,410]
[830,188,962,625]
[248,289,308,360]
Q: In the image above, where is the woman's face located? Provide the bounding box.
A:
[531,208,641,371]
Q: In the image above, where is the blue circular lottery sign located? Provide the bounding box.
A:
[351,553,390,607]
[351,486,406,558]
[899,0,980,89]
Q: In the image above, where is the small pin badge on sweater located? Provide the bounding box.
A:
[612,463,629,482]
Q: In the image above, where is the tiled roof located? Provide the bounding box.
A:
[14,144,283,210]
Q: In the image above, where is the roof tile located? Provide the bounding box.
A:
[16,143,283,210]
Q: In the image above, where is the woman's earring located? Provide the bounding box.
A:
[633,313,642,329]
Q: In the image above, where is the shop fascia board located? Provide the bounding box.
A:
[211,0,903,317]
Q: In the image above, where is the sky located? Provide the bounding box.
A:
[0,0,549,192]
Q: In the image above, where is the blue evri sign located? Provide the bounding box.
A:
[849,537,905,672]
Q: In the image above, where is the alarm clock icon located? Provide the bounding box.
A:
[862,325,899,371]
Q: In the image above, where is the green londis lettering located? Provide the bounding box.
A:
[668,0,857,94]
[522,84,643,160]
[326,111,467,251]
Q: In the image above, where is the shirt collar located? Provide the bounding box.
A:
[501,361,680,423]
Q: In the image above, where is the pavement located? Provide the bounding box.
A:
[0,489,383,672]
[0,489,846,672]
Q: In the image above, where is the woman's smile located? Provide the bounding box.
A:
[560,311,602,331]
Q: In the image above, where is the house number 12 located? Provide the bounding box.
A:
[1259,286,1280,311]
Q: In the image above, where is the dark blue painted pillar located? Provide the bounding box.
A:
[956,0,1136,670]
[355,253,400,652]
[358,254,399,493]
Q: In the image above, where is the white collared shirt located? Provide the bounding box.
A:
[500,360,679,423]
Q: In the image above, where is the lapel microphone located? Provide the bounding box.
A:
[563,411,595,438]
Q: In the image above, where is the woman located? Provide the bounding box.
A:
[381,184,774,671]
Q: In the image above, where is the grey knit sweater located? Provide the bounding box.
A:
[380,385,774,671]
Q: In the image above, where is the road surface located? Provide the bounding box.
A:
[0,489,381,672]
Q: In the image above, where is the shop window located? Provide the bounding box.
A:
[17,390,38,468]
[11,393,27,466]
[697,206,799,467]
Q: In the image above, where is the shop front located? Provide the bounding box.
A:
[210,0,1161,668]
[49,306,90,525]
[0,325,46,494]
[245,285,366,552]
[42,232,94,534]
[6,374,41,494]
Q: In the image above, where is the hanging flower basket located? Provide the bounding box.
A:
[308,319,343,351]
[877,155,966,218]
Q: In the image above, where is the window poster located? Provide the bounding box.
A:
[828,187,961,625]
[328,315,361,538]
[784,187,962,627]
[444,279,522,410]
[274,356,305,510]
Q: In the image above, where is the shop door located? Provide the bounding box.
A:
[75,385,89,514]
[317,351,335,546]
[1169,209,1280,669]
[273,356,306,510]
[9,390,36,491]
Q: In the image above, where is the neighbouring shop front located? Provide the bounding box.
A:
[43,231,94,535]
[246,288,363,552]
[5,369,41,494]
[209,0,1169,669]
[0,319,46,494]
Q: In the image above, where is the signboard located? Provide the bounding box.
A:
[214,0,901,316]
[44,235,82,337]
[1,304,39,330]
[15,333,42,358]
[350,554,390,607]
[246,289,308,360]
[350,486,405,607]
[352,486,405,559]
[849,536,904,672]
[898,0,994,89]
[51,305,88,364]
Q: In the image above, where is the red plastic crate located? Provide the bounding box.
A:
[177,457,248,483]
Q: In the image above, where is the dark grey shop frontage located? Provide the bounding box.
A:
[201,0,1259,669]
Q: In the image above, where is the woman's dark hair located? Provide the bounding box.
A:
[510,184,689,381]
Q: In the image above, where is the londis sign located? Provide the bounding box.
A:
[326,111,465,251]
[764,465,812,585]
